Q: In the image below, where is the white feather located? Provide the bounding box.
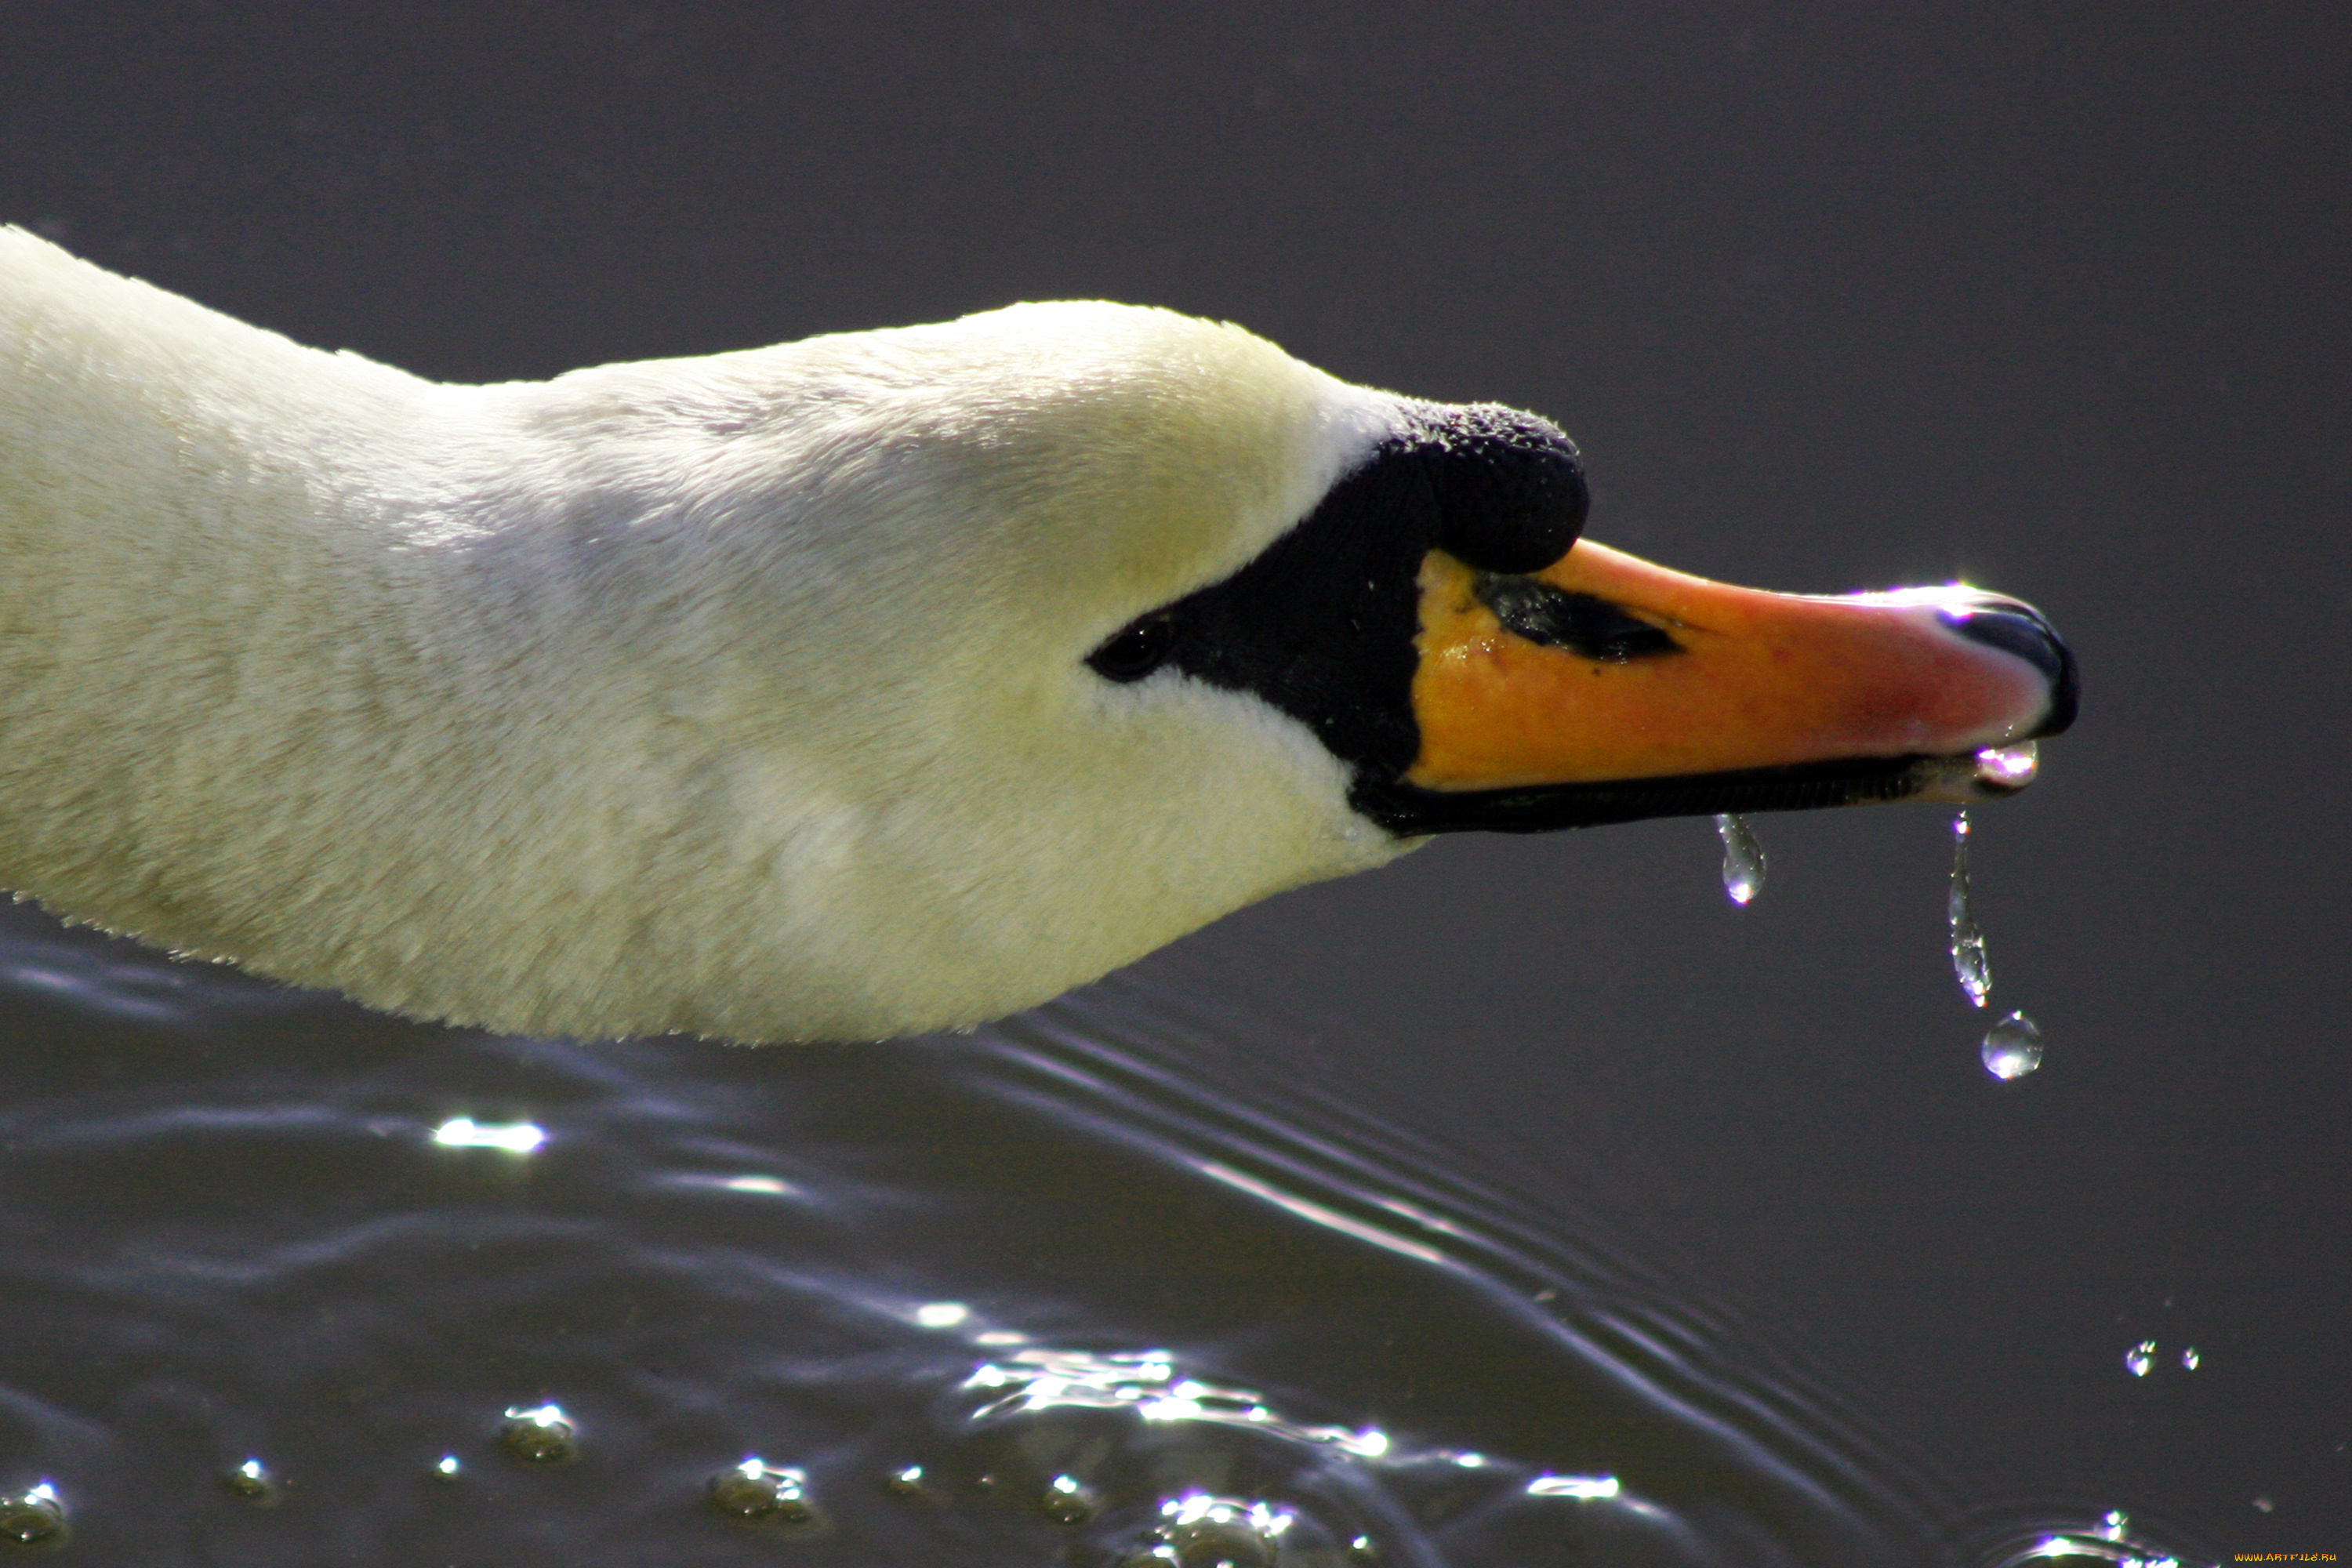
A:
[0,228,1414,1040]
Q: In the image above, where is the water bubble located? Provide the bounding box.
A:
[707,1458,818,1524]
[0,1484,66,1548]
[221,1458,281,1505]
[1158,1496,1287,1568]
[2180,1346,2200,1370]
[2124,1342,2155,1377]
[1948,811,1991,1006]
[1981,1011,2043,1080]
[1527,1474,1621,1498]
[499,1403,580,1463]
[1039,1473,1100,1524]
[431,1455,463,1481]
[1715,813,1765,904]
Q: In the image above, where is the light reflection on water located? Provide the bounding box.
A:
[0,903,2201,1565]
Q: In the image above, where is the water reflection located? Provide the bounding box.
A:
[0,902,2207,1564]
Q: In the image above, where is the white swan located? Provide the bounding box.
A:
[0,228,2073,1043]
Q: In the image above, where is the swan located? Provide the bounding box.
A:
[0,227,2074,1044]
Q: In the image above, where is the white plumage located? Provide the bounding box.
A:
[0,229,1417,1040]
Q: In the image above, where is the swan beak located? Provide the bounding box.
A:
[1374,541,2077,833]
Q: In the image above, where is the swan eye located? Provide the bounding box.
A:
[1086,612,1178,683]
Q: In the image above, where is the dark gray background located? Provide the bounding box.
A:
[4,2,2346,1557]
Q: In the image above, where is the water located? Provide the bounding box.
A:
[2125,1342,2157,1378]
[1715,812,1766,904]
[1980,1013,2044,1081]
[1948,811,1992,1007]
[1948,815,2048,1081]
[0,901,2196,1566]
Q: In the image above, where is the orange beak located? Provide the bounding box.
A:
[1367,541,2075,834]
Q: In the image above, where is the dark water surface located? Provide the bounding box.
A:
[0,899,2196,1566]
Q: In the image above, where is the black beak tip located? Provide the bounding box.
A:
[1942,599,2079,740]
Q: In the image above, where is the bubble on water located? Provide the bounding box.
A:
[1156,1495,1289,1568]
[1039,1473,1100,1524]
[1981,1011,2043,1080]
[2124,1342,2155,1377]
[0,1483,66,1548]
[1949,810,1991,1006]
[499,1403,579,1463]
[707,1458,818,1525]
[221,1457,281,1505]
[1715,813,1765,904]
[2180,1346,2199,1370]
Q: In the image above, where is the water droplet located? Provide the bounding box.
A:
[2124,1341,2155,1377]
[0,1484,66,1547]
[1158,1496,1287,1568]
[2098,1509,2129,1540]
[221,1458,281,1505]
[884,1463,931,1500]
[708,1458,818,1524]
[432,1454,463,1480]
[1981,1011,2043,1080]
[1948,810,1991,1006]
[2180,1346,2200,1370]
[2253,1497,2274,1513]
[1347,1535,1384,1565]
[1973,741,2039,790]
[499,1403,579,1463]
[1715,813,1765,904]
[1040,1473,1100,1524]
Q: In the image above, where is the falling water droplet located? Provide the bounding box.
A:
[1980,1011,2042,1080]
[1715,813,1765,904]
[1948,810,1991,1006]
[2180,1346,2200,1370]
[2124,1341,2156,1377]
[432,1455,463,1481]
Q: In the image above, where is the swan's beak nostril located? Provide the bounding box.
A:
[1938,596,2078,739]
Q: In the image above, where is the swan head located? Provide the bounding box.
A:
[463,302,2071,1042]
[0,236,2073,1043]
